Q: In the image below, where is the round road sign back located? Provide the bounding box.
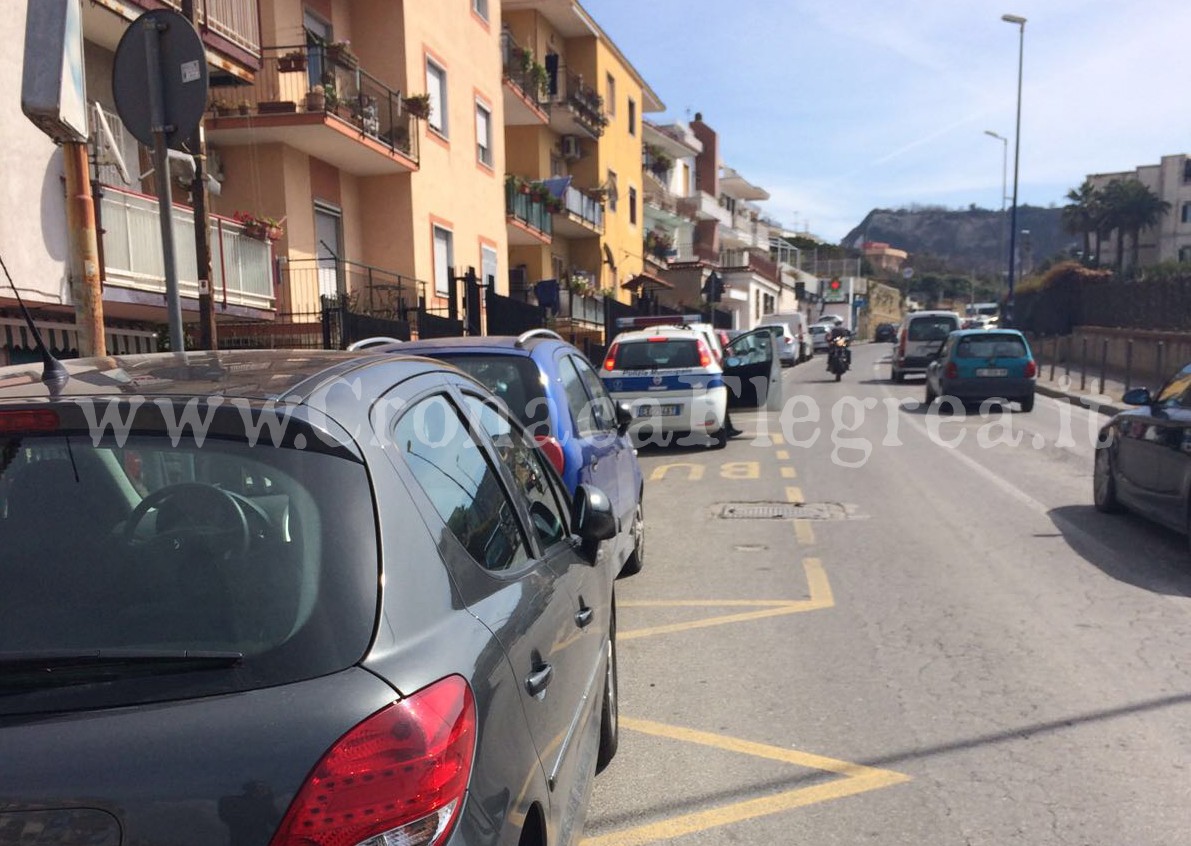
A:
[112,9,208,149]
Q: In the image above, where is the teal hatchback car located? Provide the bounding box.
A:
[924,329,1037,412]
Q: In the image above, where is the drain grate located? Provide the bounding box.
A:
[718,502,853,521]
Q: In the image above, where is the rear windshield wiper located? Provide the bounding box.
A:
[0,649,243,690]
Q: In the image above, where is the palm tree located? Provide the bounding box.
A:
[1062,179,1100,264]
[1102,179,1171,271]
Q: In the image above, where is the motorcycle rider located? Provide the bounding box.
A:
[825,324,852,371]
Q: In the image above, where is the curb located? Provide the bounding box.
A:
[1035,382,1123,416]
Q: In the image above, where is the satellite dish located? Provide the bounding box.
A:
[91,102,130,185]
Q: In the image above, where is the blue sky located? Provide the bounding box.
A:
[589,0,1191,244]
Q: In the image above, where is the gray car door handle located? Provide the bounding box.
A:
[525,664,553,697]
[575,607,594,628]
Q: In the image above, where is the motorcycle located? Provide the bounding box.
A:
[827,336,851,381]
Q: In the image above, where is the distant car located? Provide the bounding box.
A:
[0,349,620,846]
[810,324,830,353]
[1094,362,1191,550]
[758,312,810,364]
[924,328,1037,411]
[390,329,646,578]
[874,323,897,342]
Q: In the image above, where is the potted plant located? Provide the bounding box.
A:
[529,61,550,99]
[402,93,431,120]
[237,100,251,116]
[278,49,307,73]
[209,96,233,117]
[325,40,357,68]
[306,85,326,112]
[233,211,285,242]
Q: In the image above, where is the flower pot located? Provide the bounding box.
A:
[278,55,307,73]
[306,92,326,112]
[326,45,358,69]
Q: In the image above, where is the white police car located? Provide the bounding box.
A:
[600,323,781,447]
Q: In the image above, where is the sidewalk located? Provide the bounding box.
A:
[1033,354,1141,416]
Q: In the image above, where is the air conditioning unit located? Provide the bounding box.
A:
[561,135,582,161]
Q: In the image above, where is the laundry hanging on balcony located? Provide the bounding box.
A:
[542,176,571,199]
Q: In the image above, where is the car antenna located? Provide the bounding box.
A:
[0,251,69,389]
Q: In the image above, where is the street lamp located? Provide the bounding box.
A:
[1001,13,1026,327]
[983,129,1008,295]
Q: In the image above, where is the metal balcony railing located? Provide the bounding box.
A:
[157,0,260,57]
[505,181,553,236]
[500,30,549,109]
[99,187,274,311]
[555,69,606,137]
[210,44,419,161]
[563,186,604,232]
[279,258,415,321]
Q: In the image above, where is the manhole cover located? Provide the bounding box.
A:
[717,502,853,521]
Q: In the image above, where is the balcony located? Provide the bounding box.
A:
[205,44,419,175]
[549,69,606,139]
[681,191,731,225]
[500,31,550,125]
[84,1,260,71]
[506,180,553,245]
[278,258,415,321]
[553,186,605,238]
[100,186,274,313]
[721,250,779,283]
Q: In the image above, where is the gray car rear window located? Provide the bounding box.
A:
[955,334,1028,358]
[0,429,378,709]
[614,339,701,369]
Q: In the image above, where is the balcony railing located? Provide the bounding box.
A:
[555,69,606,137]
[506,181,553,236]
[210,44,419,162]
[157,0,260,57]
[100,187,274,311]
[563,186,604,232]
[500,30,549,110]
[721,250,779,283]
[279,258,415,321]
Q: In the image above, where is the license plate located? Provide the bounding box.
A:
[636,404,681,417]
[976,368,1008,377]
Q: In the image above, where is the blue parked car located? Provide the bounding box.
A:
[388,330,646,577]
[924,328,1037,412]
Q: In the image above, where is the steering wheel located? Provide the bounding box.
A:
[123,483,251,558]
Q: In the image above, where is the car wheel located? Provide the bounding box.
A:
[618,499,644,578]
[596,606,618,773]
[1019,393,1035,413]
[1093,447,1123,513]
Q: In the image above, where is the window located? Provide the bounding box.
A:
[426,60,448,135]
[433,225,453,295]
[558,357,600,437]
[628,186,638,226]
[1180,246,1191,263]
[481,244,498,289]
[606,73,616,116]
[569,356,617,431]
[627,98,636,136]
[472,0,488,21]
[1182,202,1191,224]
[395,395,528,571]
[475,101,492,166]
[606,170,618,212]
[463,396,568,549]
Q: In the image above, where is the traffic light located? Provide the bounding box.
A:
[829,278,842,294]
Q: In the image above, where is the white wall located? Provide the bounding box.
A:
[0,4,72,307]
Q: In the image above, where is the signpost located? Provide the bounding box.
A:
[112,9,208,352]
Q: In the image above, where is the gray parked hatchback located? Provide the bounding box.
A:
[0,350,619,846]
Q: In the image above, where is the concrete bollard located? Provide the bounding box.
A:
[1125,339,1133,390]
[1156,340,1165,388]
[1049,336,1057,381]
[1065,336,1072,382]
[1099,339,1108,396]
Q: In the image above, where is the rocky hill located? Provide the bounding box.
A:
[842,205,1072,276]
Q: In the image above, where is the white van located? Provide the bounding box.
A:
[758,312,809,366]
[891,310,962,382]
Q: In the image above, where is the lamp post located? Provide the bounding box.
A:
[983,129,1008,297]
[1001,13,1026,327]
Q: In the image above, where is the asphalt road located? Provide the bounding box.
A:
[582,342,1191,846]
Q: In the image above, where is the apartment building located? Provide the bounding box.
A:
[1088,154,1191,269]
[500,0,662,346]
[653,114,780,330]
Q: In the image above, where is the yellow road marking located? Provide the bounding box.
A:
[780,466,797,479]
[720,461,760,480]
[648,462,705,482]
[795,518,815,545]
[775,449,790,460]
[620,559,831,641]
[785,485,804,503]
[581,716,909,846]
[771,433,785,445]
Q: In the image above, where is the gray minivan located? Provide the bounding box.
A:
[891,310,962,381]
